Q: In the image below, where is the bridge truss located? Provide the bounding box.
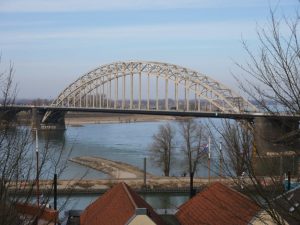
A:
[48,61,256,116]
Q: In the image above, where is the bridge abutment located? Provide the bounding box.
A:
[31,107,66,130]
[40,120,66,130]
[0,110,18,126]
[253,117,300,176]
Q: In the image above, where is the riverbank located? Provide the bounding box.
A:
[10,176,286,196]
[65,112,176,125]
[10,177,234,195]
[69,156,155,179]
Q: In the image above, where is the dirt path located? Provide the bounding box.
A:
[69,156,155,179]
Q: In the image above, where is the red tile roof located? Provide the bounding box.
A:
[16,203,58,222]
[80,182,166,225]
[176,182,261,225]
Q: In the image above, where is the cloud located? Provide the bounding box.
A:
[0,21,258,45]
[0,0,294,12]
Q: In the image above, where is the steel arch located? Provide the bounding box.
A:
[43,61,256,122]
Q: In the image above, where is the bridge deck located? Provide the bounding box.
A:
[2,105,300,120]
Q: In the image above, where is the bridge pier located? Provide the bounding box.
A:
[253,117,300,176]
[31,107,42,130]
[31,107,66,130]
[0,110,18,127]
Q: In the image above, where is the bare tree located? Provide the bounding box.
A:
[179,119,208,198]
[210,119,297,225]
[219,120,253,177]
[149,123,176,176]
[234,6,300,163]
[179,119,208,176]
[0,58,71,224]
[0,58,16,107]
[206,5,300,224]
[179,118,208,198]
[235,7,300,115]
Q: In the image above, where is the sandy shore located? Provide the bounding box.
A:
[69,156,155,179]
[65,113,176,125]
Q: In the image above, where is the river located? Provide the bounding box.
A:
[32,119,222,212]
[38,120,221,179]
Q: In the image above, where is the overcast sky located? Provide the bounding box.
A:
[0,0,297,99]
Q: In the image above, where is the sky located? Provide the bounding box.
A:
[0,0,298,99]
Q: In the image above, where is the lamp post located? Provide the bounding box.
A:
[219,141,222,181]
[208,136,211,184]
[35,129,40,206]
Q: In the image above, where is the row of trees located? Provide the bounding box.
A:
[148,118,253,179]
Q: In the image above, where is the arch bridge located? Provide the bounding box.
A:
[42,61,256,126]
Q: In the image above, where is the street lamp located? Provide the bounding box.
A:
[219,141,222,180]
[35,129,40,206]
[208,136,211,184]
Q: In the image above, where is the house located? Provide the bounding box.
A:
[80,182,167,225]
[63,210,81,225]
[16,203,58,225]
[176,182,278,225]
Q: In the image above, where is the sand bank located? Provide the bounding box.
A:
[69,156,155,179]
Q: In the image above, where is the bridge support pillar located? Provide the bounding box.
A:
[31,108,66,130]
[31,107,43,130]
[253,117,300,176]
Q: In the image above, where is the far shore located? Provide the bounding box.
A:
[65,113,176,126]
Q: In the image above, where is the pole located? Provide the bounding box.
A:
[147,72,150,110]
[130,64,133,109]
[143,158,147,187]
[165,76,168,110]
[208,136,211,184]
[156,75,159,110]
[54,173,57,210]
[280,155,283,177]
[35,129,40,207]
[138,64,141,110]
[184,80,187,110]
[219,141,222,181]
[292,156,295,175]
[287,171,291,191]
[190,171,194,199]
[175,78,178,110]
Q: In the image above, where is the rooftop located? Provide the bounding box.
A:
[176,182,261,225]
[80,182,166,225]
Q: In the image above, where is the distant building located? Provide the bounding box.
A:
[176,182,280,225]
[80,182,167,225]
